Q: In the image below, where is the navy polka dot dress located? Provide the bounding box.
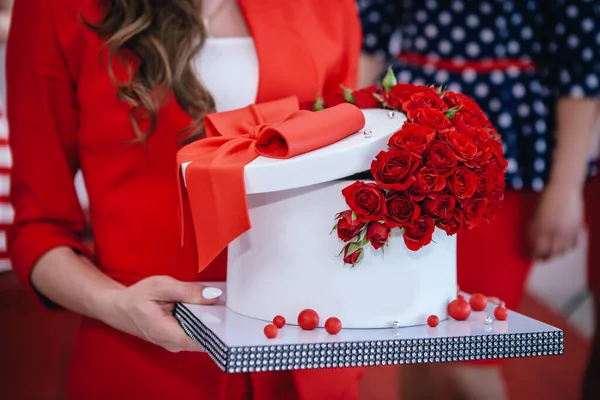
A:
[359,0,600,192]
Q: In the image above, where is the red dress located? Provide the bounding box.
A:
[7,0,363,398]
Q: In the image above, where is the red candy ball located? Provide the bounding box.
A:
[273,315,286,328]
[298,309,319,330]
[325,317,342,335]
[427,315,439,328]
[494,306,509,321]
[469,293,488,312]
[448,297,471,321]
[264,324,278,339]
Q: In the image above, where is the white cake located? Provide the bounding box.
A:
[182,109,457,328]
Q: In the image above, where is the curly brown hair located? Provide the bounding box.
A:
[86,0,215,143]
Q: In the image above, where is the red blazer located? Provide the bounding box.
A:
[7,0,363,399]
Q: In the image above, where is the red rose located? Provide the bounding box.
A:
[342,243,364,266]
[436,209,464,235]
[477,163,502,196]
[366,221,391,250]
[407,108,452,130]
[402,91,449,113]
[342,181,385,222]
[425,142,458,177]
[336,210,366,242]
[352,85,380,108]
[452,112,487,143]
[384,192,420,227]
[388,123,436,156]
[370,149,421,191]
[443,91,489,125]
[439,128,479,162]
[484,187,505,222]
[489,138,508,168]
[449,167,478,199]
[462,197,488,229]
[384,84,437,110]
[424,193,456,220]
[323,86,346,108]
[411,167,446,200]
[403,216,435,251]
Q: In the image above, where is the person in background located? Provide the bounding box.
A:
[358,0,600,399]
[7,0,363,398]
[0,0,12,273]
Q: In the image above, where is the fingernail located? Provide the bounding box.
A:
[202,287,222,300]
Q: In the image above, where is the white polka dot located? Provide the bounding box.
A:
[567,4,579,18]
[535,120,547,133]
[451,27,466,41]
[466,42,481,57]
[532,177,544,191]
[425,24,439,39]
[466,14,480,28]
[398,70,413,82]
[533,100,546,115]
[586,74,599,89]
[535,139,547,153]
[596,32,600,45]
[582,18,595,32]
[448,82,462,93]
[503,1,514,12]
[475,83,489,98]
[507,40,520,55]
[489,98,502,112]
[534,158,545,173]
[490,70,505,85]
[365,34,378,48]
[480,2,492,14]
[583,48,594,62]
[507,66,520,78]
[568,35,580,48]
[423,63,436,75]
[494,44,506,57]
[555,23,566,36]
[512,83,526,99]
[571,85,585,98]
[461,69,476,83]
[507,158,517,173]
[415,36,428,51]
[517,103,530,117]
[438,39,452,55]
[521,27,533,40]
[511,13,523,26]
[511,177,523,190]
[495,16,507,30]
[498,113,512,129]
[560,70,572,85]
[532,42,542,53]
[435,69,449,83]
[479,28,494,44]
[416,10,428,23]
[368,11,381,23]
[426,0,438,10]
[530,81,542,94]
[451,1,464,13]
[439,11,452,26]
[413,78,426,86]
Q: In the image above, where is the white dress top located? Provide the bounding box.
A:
[194,37,259,112]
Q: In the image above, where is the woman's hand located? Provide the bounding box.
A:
[527,182,584,261]
[103,276,222,353]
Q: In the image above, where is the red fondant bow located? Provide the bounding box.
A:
[177,96,365,273]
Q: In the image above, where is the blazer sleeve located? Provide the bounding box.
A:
[545,0,600,98]
[7,0,94,304]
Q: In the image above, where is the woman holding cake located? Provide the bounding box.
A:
[7,0,364,398]
[359,0,600,399]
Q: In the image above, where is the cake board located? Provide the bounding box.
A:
[174,282,564,373]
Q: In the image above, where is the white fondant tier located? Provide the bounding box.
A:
[226,180,457,329]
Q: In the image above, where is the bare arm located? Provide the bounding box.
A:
[358,53,385,88]
[549,98,600,189]
[0,0,11,42]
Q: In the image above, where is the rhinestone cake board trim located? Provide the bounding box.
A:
[173,283,564,373]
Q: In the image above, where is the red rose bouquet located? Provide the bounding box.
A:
[325,68,508,266]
